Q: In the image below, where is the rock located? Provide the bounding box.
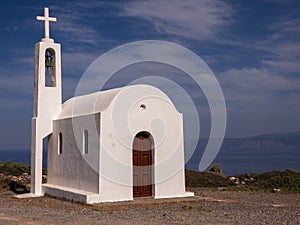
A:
[272,188,281,193]
[10,176,18,182]
[218,187,227,191]
[228,176,241,185]
[229,176,236,181]
[42,175,47,183]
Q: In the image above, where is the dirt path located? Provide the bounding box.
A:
[0,189,299,224]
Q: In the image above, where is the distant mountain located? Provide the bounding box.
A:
[187,131,300,173]
[222,131,300,148]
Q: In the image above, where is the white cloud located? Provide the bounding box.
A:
[218,66,300,137]
[50,6,99,46]
[199,30,298,107]
[262,59,300,73]
[255,17,300,59]
[47,3,119,47]
[121,0,233,40]
[270,17,300,34]
[220,67,300,100]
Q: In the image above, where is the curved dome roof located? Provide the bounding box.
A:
[57,85,173,119]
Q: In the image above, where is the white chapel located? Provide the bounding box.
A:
[27,8,193,204]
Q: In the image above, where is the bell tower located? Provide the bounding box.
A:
[31,7,62,196]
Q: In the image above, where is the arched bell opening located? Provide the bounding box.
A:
[45,48,56,87]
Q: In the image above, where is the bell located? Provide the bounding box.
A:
[45,58,52,68]
[45,51,52,69]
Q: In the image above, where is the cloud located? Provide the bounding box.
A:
[223,16,300,86]
[49,6,99,46]
[262,59,300,73]
[270,17,300,34]
[255,17,300,58]
[46,2,120,48]
[206,14,300,136]
[220,67,300,100]
[121,0,234,40]
[218,66,300,137]
[219,65,298,115]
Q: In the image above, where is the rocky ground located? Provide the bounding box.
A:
[0,189,299,225]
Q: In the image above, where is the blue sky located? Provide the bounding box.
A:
[0,0,299,150]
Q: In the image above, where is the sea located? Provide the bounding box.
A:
[0,147,299,176]
[0,150,47,169]
[186,147,300,175]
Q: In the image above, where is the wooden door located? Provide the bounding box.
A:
[133,132,154,197]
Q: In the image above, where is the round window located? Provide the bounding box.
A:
[140,104,146,112]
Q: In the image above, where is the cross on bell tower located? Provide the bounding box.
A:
[37,7,57,42]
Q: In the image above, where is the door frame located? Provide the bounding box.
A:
[132,131,155,198]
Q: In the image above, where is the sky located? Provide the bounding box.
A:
[0,0,299,150]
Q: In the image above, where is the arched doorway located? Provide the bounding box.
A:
[132,132,154,197]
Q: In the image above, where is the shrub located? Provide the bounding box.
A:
[250,169,300,193]
[0,177,10,191]
[209,164,223,175]
[185,170,232,187]
[0,161,30,176]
